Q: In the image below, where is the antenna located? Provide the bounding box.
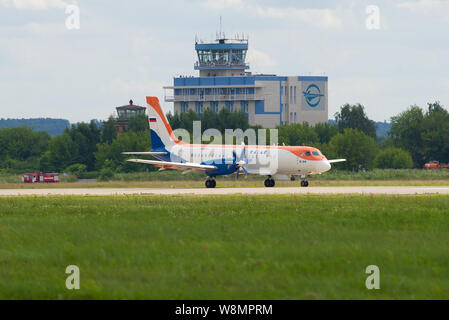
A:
[219,15,222,38]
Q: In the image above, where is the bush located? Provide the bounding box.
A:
[328,129,378,171]
[98,167,114,181]
[375,148,414,169]
[65,163,87,178]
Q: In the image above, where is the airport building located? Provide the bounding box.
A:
[163,36,328,128]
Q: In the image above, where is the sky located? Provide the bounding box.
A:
[1,0,448,123]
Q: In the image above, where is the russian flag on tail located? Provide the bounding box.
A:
[149,118,157,123]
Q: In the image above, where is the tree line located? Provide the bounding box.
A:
[0,101,447,176]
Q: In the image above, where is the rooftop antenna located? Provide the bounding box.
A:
[219,15,222,38]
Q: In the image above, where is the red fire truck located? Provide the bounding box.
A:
[22,172,59,183]
[423,161,449,170]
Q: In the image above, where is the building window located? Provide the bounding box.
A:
[226,101,234,112]
[294,86,297,104]
[294,112,297,122]
[240,101,249,114]
[290,86,293,102]
[210,101,218,112]
[195,102,203,116]
[290,112,293,123]
[181,102,188,113]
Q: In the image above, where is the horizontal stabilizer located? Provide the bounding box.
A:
[122,152,168,155]
[328,159,346,163]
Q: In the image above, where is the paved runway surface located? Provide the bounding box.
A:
[1,186,449,196]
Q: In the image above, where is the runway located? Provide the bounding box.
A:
[1,186,449,196]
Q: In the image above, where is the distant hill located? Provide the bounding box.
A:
[328,120,391,138]
[0,118,70,136]
[374,121,392,138]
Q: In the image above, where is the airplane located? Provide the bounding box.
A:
[123,96,346,188]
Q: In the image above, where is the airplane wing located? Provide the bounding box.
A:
[328,159,346,163]
[122,152,168,155]
[126,159,217,171]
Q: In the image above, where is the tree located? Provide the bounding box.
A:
[277,123,319,146]
[335,104,377,139]
[389,105,425,167]
[65,163,87,178]
[95,131,152,172]
[421,102,449,164]
[313,122,339,144]
[128,114,149,133]
[328,129,378,171]
[374,148,413,169]
[40,130,78,171]
[168,108,250,136]
[101,116,117,144]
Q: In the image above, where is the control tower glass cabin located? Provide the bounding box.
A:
[194,37,249,77]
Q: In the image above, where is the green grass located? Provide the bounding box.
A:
[1,168,449,184]
[1,194,449,299]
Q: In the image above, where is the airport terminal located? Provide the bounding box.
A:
[164,35,328,128]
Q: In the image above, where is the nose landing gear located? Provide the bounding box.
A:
[205,178,216,188]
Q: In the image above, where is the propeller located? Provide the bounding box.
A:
[234,142,249,179]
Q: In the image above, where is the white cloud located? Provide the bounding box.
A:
[397,0,448,12]
[0,0,68,10]
[201,0,342,28]
[397,0,449,22]
[246,48,277,73]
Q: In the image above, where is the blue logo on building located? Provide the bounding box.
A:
[303,84,324,108]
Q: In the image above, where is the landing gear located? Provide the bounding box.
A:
[264,177,275,188]
[205,178,216,188]
[290,176,296,181]
[300,180,309,187]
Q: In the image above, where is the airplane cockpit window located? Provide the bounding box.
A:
[312,151,320,156]
[305,152,311,156]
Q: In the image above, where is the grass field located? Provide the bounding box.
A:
[1,194,448,299]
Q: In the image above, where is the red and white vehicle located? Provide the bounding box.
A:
[423,161,449,170]
[22,172,59,183]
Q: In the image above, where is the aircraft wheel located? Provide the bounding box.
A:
[290,176,295,181]
[264,179,271,188]
[264,178,275,188]
[301,180,309,187]
[206,179,216,188]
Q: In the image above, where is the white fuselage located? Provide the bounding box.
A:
[164,143,331,178]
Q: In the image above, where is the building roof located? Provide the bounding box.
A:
[116,99,145,110]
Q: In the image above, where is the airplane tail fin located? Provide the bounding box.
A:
[146,96,179,150]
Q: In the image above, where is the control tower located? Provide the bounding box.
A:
[194,36,250,77]
[164,34,328,128]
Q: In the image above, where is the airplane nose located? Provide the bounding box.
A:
[321,160,331,173]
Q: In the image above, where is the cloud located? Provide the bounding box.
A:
[246,48,277,73]
[201,0,342,28]
[397,0,448,12]
[397,0,449,22]
[0,0,68,10]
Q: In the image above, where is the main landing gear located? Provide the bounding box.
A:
[264,177,275,188]
[205,178,216,188]
[300,180,309,187]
